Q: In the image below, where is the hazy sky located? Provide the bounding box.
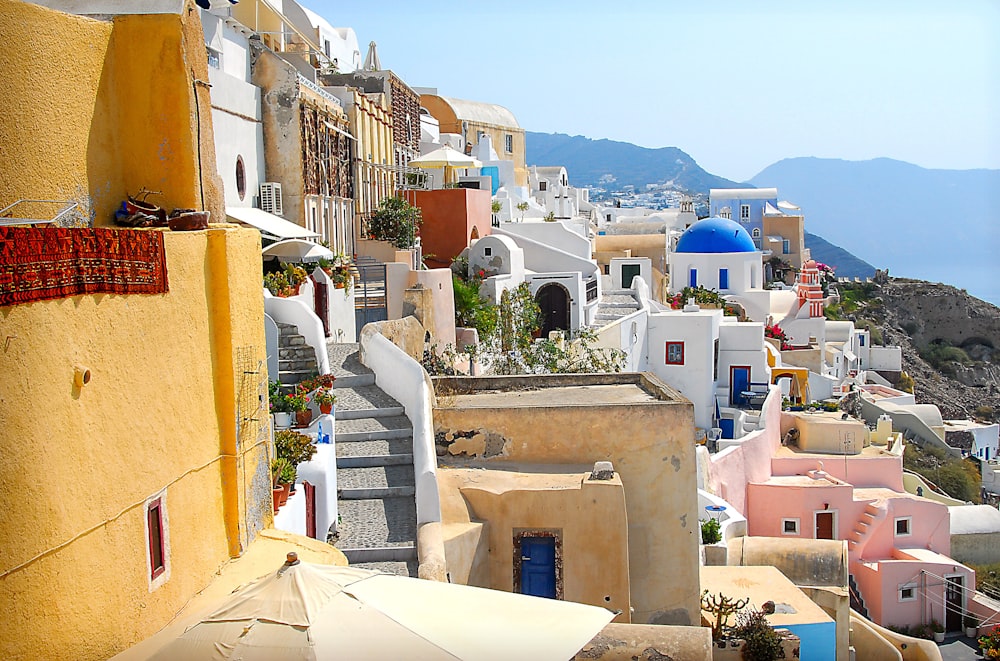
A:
[309,0,999,182]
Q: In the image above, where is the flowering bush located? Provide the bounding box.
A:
[297,374,335,393]
[764,323,793,351]
[284,391,309,413]
[980,625,1000,657]
[313,387,336,407]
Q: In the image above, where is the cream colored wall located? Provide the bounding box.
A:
[0,1,224,228]
[573,623,712,660]
[437,468,631,623]
[0,227,268,660]
[433,376,699,626]
[793,413,869,454]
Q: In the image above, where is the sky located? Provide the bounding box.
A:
[308,0,999,182]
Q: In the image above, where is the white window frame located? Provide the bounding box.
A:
[895,516,912,537]
[898,583,917,602]
[781,518,800,535]
[505,134,513,153]
[740,204,750,220]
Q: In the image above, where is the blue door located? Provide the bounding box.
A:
[720,418,735,439]
[520,536,556,598]
[730,366,750,406]
[719,268,729,290]
[689,268,698,288]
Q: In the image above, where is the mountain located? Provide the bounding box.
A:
[803,231,875,279]
[750,157,1000,305]
[525,132,747,192]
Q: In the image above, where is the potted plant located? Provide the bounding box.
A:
[286,391,311,428]
[269,380,293,427]
[314,387,336,415]
[271,457,294,512]
[930,619,945,643]
[700,518,722,545]
[966,614,980,639]
[978,625,1000,657]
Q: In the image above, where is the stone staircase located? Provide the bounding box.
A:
[848,573,870,619]
[847,502,883,557]
[590,289,641,327]
[277,322,318,387]
[327,341,418,577]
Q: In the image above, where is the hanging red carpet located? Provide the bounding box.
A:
[0,227,169,306]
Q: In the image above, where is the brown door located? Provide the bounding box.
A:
[304,481,316,539]
[815,512,835,539]
[313,277,330,337]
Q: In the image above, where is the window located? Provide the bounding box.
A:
[719,268,729,290]
[206,47,220,69]
[666,342,684,365]
[782,239,790,254]
[752,228,761,238]
[145,493,170,590]
[899,583,917,602]
[484,247,492,256]
[689,268,698,288]
[505,134,513,153]
[235,156,246,201]
[859,334,866,347]
[782,518,800,535]
[539,181,547,192]
[740,204,750,220]
[895,516,912,537]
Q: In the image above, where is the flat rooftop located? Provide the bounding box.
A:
[700,566,834,628]
[433,373,686,409]
[773,443,898,460]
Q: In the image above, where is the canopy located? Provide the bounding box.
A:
[409,145,482,169]
[149,555,614,661]
[226,207,318,241]
[261,239,334,262]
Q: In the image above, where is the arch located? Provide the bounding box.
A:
[535,282,571,338]
[470,226,480,241]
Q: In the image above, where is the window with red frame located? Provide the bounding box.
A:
[666,342,684,365]
[147,498,165,580]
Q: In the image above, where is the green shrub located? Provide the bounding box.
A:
[367,196,422,248]
[732,609,784,660]
[275,429,316,467]
[701,518,722,544]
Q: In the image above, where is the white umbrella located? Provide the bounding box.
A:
[261,239,334,262]
[409,145,483,169]
[149,553,614,661]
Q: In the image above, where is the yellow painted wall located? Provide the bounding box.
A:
[433,375,699,626]
[0,0,224,228]
[343,89,394,220]
[0,226,268,660]
[437,467,631,622]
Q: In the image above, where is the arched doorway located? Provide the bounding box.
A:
[535,283,570,338]
[470,226,480,241]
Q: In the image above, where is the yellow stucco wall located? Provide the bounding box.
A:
[0,1,224,227]
[433,375,699,626]
[437,467,632,623]
[0,227,267,660]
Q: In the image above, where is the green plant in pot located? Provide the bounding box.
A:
[275,429,317,468]
[271,457,295,511]
[314,387,337,415]
[285,391,311,427]
[701,518,722,544]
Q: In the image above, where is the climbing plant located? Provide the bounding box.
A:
[367,196,422,249]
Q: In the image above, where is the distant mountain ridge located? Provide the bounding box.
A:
[525,131,747,192]
[803,231,875,279]
[750,157,1000,305]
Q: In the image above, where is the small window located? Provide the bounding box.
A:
[689,268,698,288]
[859,335,866,347]
[484,247,492,256]
[782,518,799,535]
[207,47,221,69]
[752,228,761,238]
[782,239,790,254]
[740,204,750,220]
[505,134,513,153]
[899,584,917,602]
[235,155,246,201]
[539,181,547,192]
[719,268,729,290]
[604,264,610,275]
[146,496,167,583]
[895,517,912,536]
[666,342,684,365]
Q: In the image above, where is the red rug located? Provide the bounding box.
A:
[0,227,169,306]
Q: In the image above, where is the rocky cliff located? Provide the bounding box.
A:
[843,278,1000,425]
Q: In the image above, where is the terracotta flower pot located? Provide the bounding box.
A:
[279,482,291,506]
[295,409,312,428]
[272,485,283,513]
[320,403,333,415]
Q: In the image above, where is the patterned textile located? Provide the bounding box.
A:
[0,227,168,306]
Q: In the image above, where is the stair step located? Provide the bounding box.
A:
[336,406,405,421]
[337,454,414,468]
[350,560,417,576]
[337,438,412,458]
[278,370,315,385]
[337,427,412,443]
[338,465,415,490]
[339,486,416,499]
[340,546,417,564]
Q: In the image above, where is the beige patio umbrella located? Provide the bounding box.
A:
[261,238,335,262]
[409,145,483,184]
[148,553,614,661]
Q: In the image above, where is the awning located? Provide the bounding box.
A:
[843,349,857,362]
[226,207,317,240]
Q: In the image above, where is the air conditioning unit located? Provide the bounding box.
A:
[259,183,283,216]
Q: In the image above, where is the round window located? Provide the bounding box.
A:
[235,155,246,201]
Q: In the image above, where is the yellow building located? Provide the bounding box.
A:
[420,94,527,187]
[432,373,700,626]
[0,3,306,658]
[327,86,396,237]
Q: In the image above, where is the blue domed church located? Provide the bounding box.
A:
[669,217,762,294]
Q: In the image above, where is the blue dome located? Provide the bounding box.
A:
[675,217,757,253]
